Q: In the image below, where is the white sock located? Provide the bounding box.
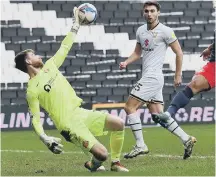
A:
[127,112,146,148]
[165,112,190,143]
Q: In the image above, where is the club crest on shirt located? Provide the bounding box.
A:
[152,31,158,38]
[44,68,49,73]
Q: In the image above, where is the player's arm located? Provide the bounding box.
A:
[207,43,214,50]
[169,40,183,80]
[200,43,214,60]
[26,92,63,154]
[26,92,44,136]
[164,28,183,87]
[51,7,81,68]
[126,43,142,65]
[119,28,142,69]
[120,43,142,69]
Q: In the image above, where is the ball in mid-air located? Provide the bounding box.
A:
[78,3,97,25]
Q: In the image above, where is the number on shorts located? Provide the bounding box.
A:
[133,83,143,91]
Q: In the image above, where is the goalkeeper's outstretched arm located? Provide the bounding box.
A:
[26,92,44,136]
[51,7,81,68]
[26,92,64,154]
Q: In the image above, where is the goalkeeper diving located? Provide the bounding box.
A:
[14,7,129,172]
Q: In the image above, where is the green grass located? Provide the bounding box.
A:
[1,124,215,176]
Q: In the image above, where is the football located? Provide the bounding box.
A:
[78,3,97,25]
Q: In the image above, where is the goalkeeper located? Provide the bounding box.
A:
[14,7,128,172]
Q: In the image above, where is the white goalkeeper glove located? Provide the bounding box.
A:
[40,134,63,154]
[71,7,81,33]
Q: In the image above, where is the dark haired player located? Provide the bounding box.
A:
[119,1,195,159]
[14,7,129,172]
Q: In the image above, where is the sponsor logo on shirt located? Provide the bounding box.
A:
[44,68,49,73]
[43,73,58,93]
[144,39,149,46]
[143,48,154,51]
[44,84,51,92]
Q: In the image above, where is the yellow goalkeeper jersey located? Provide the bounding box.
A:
[26,32,83,135]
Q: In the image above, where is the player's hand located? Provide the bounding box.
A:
[200,48,211,61]
[71,7,81,33]
[40,134,63,154]
[174,75,182,88]
[119,62,128,70]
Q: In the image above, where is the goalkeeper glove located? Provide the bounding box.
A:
[71,7,81,33]
[40,134,63,154]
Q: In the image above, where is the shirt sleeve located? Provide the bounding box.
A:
[163,27,177,45]
[26,91,44,136]
[136,27,141,44]
[51,31,77,68]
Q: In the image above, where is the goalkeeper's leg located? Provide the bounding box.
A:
[104,114,129,172]
[85,143,108,172]
[73,108,129,172]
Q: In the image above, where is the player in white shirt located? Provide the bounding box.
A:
[119,1,196,159]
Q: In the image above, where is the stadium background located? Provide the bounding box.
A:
[0,0,215,176]
[1,0,215,130]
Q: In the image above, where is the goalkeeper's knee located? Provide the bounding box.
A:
[90,143,108,162]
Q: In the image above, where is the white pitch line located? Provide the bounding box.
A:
[1,150,214,159]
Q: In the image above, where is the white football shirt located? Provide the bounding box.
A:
[136,23,177,76]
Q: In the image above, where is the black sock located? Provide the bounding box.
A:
[167,86,194,117]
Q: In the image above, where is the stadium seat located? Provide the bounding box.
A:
[1,90,17,99]
[11,36,26,44]
[97,88,112,96]
[173,2,187,10]
[118,2,131,11]
[11,98,26,105]
[7,83,22,89]
[191,25,204,32]
[131,3,143,10]
[92,96,107,103]
[201,1,214,9]
[1,98,11,105]
[92,73,106,81]
[86,81,102,88]
[113,88,128,95]
[187,1,201,9]
[97,65,111,73]
[104,3,118,11]
[180,17,194,25]
[184,10,198,17]
[32,28,46,36]
[108,95,123,103]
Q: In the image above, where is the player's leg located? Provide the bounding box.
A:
[167,75,210,118]
[103,114,129,172]
[82,108,128,172]
[149,103,191,142]
[124,75,164,159]
[166,62,215,118]
[123,96,149,159]
[85,143,108,172]
[150,102,197,159]
[60,115,108,172]
[61,128,108,171]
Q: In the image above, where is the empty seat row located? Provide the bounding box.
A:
[10,1,213,10]
[1,88,214,105]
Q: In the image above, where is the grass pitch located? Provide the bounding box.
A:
[1,124,215,176]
